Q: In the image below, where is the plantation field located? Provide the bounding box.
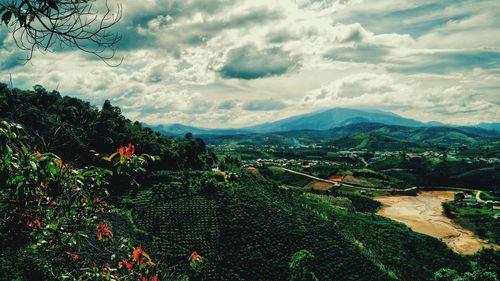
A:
[119,170,476,280]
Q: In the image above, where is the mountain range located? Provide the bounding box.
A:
[149,107,499,136]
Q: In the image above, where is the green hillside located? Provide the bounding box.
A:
[123,171,471,280]
[203,123,499,149]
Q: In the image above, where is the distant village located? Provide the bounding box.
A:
[212,143,500,168]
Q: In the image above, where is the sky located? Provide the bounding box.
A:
[1,0,499,128]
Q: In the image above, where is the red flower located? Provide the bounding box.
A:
[190,251,202,262]
[122,259,134,270]
[96,222,113,240]
[118,143,135,159]
[150,276,159,281]
[66,251,79,261]
[126,143,135,158]
[141,277,146,281]
[36,153,43,159]
[132,246,143,262]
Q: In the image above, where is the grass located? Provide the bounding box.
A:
[446,202,500,244]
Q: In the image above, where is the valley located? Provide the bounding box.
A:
[1,87,499,280]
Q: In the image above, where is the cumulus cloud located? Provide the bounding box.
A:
[303,72,499,124]
[0,0,499,127]
[219,44,300,79]
[243,99,288,111]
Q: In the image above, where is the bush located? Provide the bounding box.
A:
[0,121,159,280]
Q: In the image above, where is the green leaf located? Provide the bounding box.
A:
[2,10,12,25]
[48,164,58,175]
[30,161,37,172]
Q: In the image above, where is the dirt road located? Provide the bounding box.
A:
[374,191,493,255]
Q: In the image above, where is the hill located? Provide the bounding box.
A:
[152,108,427,136]
[152,108,499,142]
[150,123,253,136]
[477,123,500,133]
[0,84,216,170]
[245,108,424,133]
[126,171,471,280]
[204,122,499,148]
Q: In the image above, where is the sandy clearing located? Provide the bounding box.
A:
[374,191,495,255]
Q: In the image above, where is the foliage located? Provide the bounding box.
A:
[0,120,158,280]
[303,190,471,281]
[0,84,217,170]
[335,191,381,213]
[434,268,498,281]
[434,268,461,281]
[443,200,500,244]
[289,250,319,281]
[259,166,311,187]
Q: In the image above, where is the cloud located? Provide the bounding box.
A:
[217,100,238,110]
[390,50,500,74]
[303,72,499,124]
[1,0,499,127]
[219,44,300,79]
[324,46,391,63]
[243,99,287,111]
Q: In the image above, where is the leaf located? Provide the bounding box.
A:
[48,164,58,175]
[30,161,37,172]
[2,10,12,25]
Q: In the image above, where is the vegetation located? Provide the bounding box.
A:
[434,249,500,281]
[1,84,499,280]
[0,120,159,280]
[443,200,500,244]
[0,84,217,171]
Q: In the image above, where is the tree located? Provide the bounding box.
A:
[289,249,319,281]
[0,0,122,62]
[434,269,460,281]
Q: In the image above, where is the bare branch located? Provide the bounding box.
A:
[0,0,122,64]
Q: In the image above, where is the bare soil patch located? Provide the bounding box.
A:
[374,191,495,255]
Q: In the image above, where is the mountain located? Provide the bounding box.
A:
[150,123,251,136]
[204,122,500,148]
[244,108,424,133]
[152,108,426,136]
[151,108,500,139]
[477,123,500,133]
